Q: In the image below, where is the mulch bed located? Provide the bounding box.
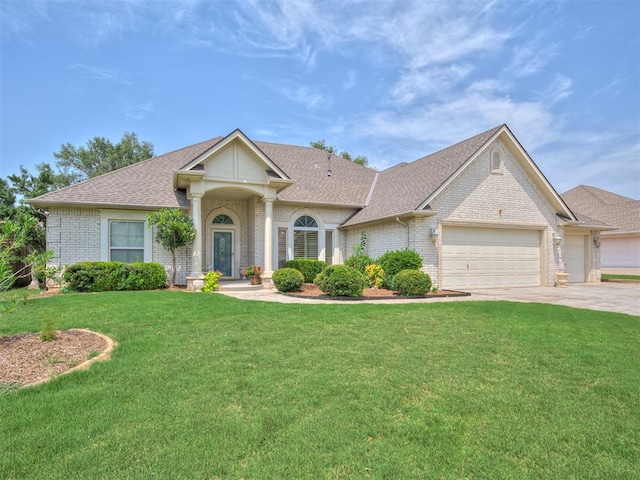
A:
[282,283,470,301]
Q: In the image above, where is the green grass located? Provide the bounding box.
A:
[601,273,640,281]
[1,291,639,479]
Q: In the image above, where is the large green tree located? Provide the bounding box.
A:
[54,131,154,185]
[146,209,196,286]
[310,139,368,167]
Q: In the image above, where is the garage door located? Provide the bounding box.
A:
[442,227,540,289]
[564,235,586,282]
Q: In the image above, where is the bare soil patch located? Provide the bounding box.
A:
[0,329,110,387]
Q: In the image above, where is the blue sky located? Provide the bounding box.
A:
[1,0,639,199]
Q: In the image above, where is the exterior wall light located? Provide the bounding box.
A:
[593,234,601,248]
[552,233,563,246]
[429,226,439,243]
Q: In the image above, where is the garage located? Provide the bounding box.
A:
[442,227,541,289]
[563,235,586,282]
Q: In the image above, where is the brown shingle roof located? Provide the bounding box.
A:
[561,185,640,234]
[341,125,502,226]
[28,136,376,209]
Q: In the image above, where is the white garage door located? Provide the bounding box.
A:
[442,227,540,289]
[564,235,586,283]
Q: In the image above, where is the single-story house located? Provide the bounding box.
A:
[29,124,604,289]
[562,185,640,269]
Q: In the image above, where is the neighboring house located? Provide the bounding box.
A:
[29,124,603,289]
[562,185,640,269]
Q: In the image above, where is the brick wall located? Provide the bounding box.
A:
[47,207,101,265]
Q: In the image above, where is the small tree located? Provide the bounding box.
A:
[146,209,196,286]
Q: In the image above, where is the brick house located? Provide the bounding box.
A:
[29,124,603,289]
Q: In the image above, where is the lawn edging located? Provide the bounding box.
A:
[21,329,117,390]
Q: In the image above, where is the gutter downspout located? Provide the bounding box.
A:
[395,217,409,248]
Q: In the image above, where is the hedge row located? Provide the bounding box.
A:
[63,261,167,292]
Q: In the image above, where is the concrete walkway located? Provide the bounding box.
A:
[218,283,640,316]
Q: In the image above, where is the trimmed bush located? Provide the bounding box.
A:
[364,264,385,287]
[284,259,328,283]
[314,265,367,297]
[63,261,167,292]
[344,254,374,273]
[392,269,432,296]
[272,268,304,292]
[376,249,423,287]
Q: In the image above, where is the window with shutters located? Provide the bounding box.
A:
[293,215,319,259]
[325,230,333,265]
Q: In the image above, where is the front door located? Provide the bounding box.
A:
[213,231,233,277]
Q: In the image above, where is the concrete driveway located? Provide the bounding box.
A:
[463,282,639,316]
[220,282,639,316]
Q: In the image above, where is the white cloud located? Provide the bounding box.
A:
[273,82,331,110]
[544,74,573,105]
[343,71,357,90]
[391,65,473,106]
[122,100,159,120]
[509,41,560,77]
[68,64,131,84]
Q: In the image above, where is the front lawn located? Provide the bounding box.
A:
[602,273,640,281]
[1,291,638,479]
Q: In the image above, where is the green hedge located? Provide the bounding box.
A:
[284,259,328,283]
[272,268,304,292]
[376,249,423,287]
[314,265,367,297]
[343,254,374,273]
[392,269,432,296]
[63,261,167,292]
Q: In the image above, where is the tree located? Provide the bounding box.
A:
[0,178,17,220]
[310,139,368,167]
[54,132,154,185]
[146,209,196,286]
[0,212,53,293]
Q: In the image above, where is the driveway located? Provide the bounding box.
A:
[462,282,639,316]
[219,282,640,316]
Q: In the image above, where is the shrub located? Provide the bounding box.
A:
[314,265,367,297]
[63,261,167,292]
[364,264,385,287]
[284,259,328,283]
[202,271,221,292]
[272,268,304,292]
[392,269,432,296]
[376,249,423,287]
[344,254,374,273]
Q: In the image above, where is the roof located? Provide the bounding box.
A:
[341,125,502,226]
[561,185,640,234]
[28,137,376,209]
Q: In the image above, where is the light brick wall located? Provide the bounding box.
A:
[47,207,101,265]
[340,138,576,287]
[430,139,564,286]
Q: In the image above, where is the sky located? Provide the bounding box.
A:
[1,0,639,199]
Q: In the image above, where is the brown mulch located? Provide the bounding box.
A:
[0,329,108,387]
[284,283,465,299]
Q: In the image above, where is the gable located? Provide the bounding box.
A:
[203,141,270,183]
[430,137,561,227]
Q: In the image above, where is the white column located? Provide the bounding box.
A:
[191,193,203,276]
[263,197,274,278]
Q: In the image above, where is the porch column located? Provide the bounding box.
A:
[263,197,274,287]
[191,193,204,276]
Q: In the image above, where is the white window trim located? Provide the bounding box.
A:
[100,210,153,262]
[490,147,503,174]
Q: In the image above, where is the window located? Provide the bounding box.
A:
[293,215,319,259]
[325,230,333,265]
[491,150,502,172]
[278,228,287,268]
[110,221,144,263]
[213,214,234,224]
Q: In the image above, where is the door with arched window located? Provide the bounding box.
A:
[212,214,234,276]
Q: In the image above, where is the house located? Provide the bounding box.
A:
[562,185,640,270]
[29,124,604,289]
